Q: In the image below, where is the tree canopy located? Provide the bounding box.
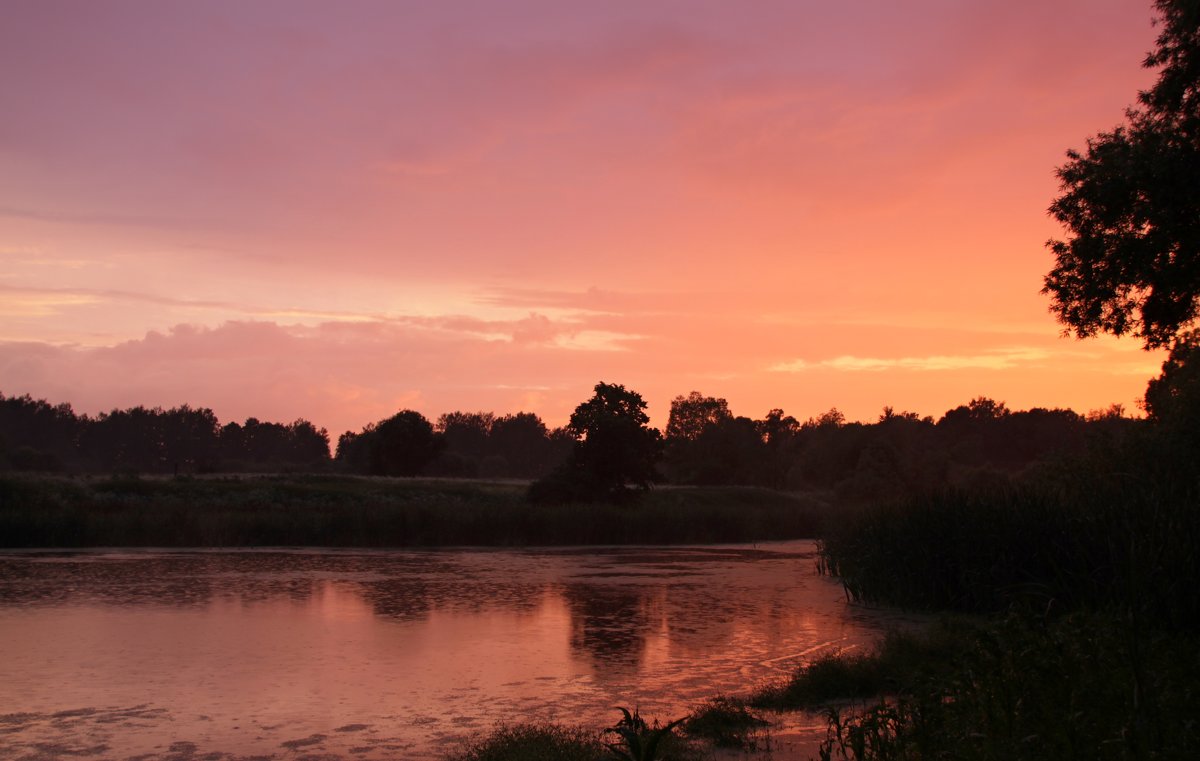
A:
[1043,0,1200,349]
[566,382,662,492]
[528,382,662,502]
[665,392,731,441]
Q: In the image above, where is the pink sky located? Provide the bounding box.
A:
[0,0,1168,435]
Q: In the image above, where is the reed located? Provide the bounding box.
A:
[807,613,1200,760]
[818,458,1200,629]
[805,426,1200,759]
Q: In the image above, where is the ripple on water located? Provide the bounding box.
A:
[0,542,927,760]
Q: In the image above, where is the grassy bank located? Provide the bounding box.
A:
[0,473,827,547]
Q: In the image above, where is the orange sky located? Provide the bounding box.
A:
[0,0,1168,435]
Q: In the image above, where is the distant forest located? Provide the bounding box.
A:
[0,390,1136,501]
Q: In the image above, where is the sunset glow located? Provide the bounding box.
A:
[0,0,1167,434]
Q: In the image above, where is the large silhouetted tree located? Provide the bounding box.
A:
[567,382,661,490]
[1144,331,1200,448]
[337,410,443,476]
[528,382,661,502]
[1043,0,1200,349]
[0,393,80,471]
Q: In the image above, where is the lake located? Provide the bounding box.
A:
[0,542,921,759]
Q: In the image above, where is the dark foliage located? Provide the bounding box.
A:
[684,696,769,749]
[1044,0,1200,348]
[0,393,332,475]
[336,410,444,476]
[444,723,608,761]
[529,382,662,503]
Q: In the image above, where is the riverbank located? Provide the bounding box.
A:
[0,473,828,547]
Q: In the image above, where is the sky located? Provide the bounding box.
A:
[0,0,1170,435]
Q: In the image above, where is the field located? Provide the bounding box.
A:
[0,473,828,548]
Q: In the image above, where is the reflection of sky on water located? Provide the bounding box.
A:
[0,543,925,760]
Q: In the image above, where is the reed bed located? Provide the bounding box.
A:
[799,428,1200,759]
[818,447,1200,629]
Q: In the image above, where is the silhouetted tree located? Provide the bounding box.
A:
[1144,331,1200,451]
[687,415,763,485]
[1145,332,1200,421]
[528,382,661,502]
[939,397,1011,426]
[158,405,220,473]
[221,417,330,470]
[336,410,444,476]
[757,408,801,445]
[803,408,846,430]
[436,411,494,459]
[1044,0,1200,349]
[755,408,801,488]
[665,392,732,440]
[0,393,80,471]
[878,406,925,424]
[663,391,734,483]
[490,412,558,478]
[427,411,494,476]
[82,406,166,472]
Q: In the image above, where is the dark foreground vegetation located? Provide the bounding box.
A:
[783,413,1200,760]
[0,474,825,548]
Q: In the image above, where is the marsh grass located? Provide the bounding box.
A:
[817,439,1200,629]
[0,474,827,547]
[444,711,705,761]
[684,695,770,750]
[810,613,1200,760]
[804,428,1200,759]
[750,625,967,710]
[604,707,695,761]
[444,723,609,761]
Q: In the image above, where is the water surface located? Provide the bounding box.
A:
[0,542,920,759]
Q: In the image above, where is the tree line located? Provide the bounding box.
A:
[0,388,1141,500]
[0,397,331,474]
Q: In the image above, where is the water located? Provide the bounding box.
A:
[0,542,921,759]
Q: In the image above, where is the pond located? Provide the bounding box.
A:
[0,542,921,760]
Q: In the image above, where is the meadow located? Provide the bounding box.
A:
[0,473,827,548]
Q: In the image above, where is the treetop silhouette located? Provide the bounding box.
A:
[1044,0,1200,349]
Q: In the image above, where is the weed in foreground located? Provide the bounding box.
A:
[444,722,608,761]
[604,707,695,761]
[685,695,770,750]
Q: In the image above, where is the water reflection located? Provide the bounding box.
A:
[0,543,924,760]
[563,583,656,675]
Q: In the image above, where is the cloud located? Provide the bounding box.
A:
[771,347,1053,373]
[0,205,214,230]
[0,319,655,435]
[0,287,102,317]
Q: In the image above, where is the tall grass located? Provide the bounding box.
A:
[804,614,1200,761]
[443,723,609,761]
[0,474,828,547]
[818,437,1200,629]
[804,427,1200,759]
